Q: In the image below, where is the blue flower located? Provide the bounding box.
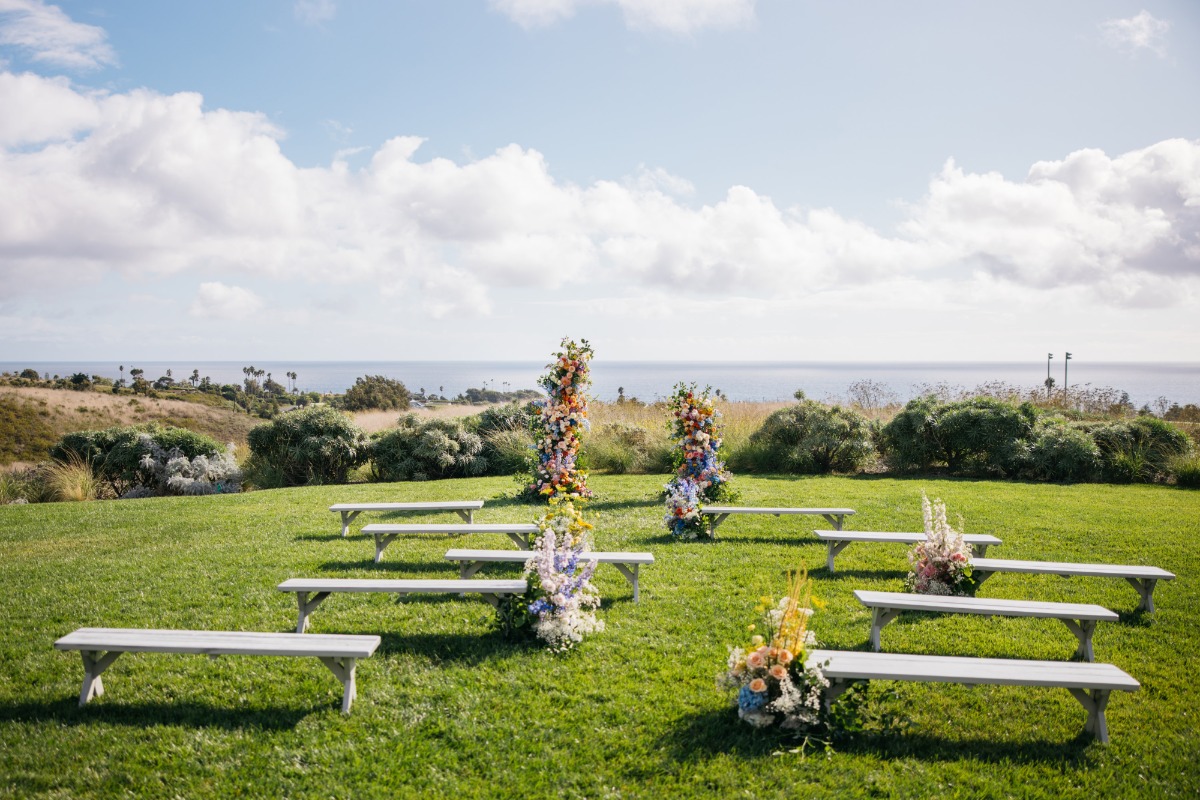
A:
[737,685,768,711]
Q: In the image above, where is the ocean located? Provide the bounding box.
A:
[3,360,1198,408]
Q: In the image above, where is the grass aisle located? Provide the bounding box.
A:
[0,475,1197,798]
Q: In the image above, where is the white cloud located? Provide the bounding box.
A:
[490,0,755,34]
[1100,10,1170,57]
[188,282,264,319]
[0,73,1197,328]
[294,0,336,26]
[0,0,114,70]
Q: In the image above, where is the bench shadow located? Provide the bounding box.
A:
[816,567,909,581]
[0,697,316,731]
[660,707,1093,765]
[587,498,663,511]
[1116,608,1155,627]
[370,631,530,663]
[294,532,356,542]
[317,559,455,575]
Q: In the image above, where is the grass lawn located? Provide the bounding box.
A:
[0,475,1197,798]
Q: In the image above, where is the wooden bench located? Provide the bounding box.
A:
[971,558,1176,612]
[330,501,485,536]
[278,577,528,632]
[54,627,381,714]
[815,530,1003,572]
[807,648,1139,742]
[854,590,1119,661]
[444,548,655,602]
[702,506,855,536]
[361,522,541,563]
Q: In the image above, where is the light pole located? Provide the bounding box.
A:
[1064,352,1072,394]
[1046,353,1053,399]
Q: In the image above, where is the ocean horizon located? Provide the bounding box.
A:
[3,360,1198,408]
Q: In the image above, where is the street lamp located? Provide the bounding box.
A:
[1046,353,1053,399]
[1064,352,1072,393]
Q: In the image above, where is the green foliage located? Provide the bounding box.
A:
[0,395,59,465]
[586,423,674,474]
[1019,420,1102,482]
[49,424,225,496]
[877,395,943,472]
[739,398,874,474]
[338,375,413,412]
[0,463,54,503]
[1089,417,1193,483]
[370,415,487,481]
[1170,453,1200,489]
[245,406,368,487]
[880,396,1037,476]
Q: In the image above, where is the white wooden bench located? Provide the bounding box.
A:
[54,627,381,714]
[277,577,528,632]
[854,590,1119,661]
[702,506,855,536]
[815,530,1003,572]
[807,649,1139,742]
[330,500,485,536]
[970,558,1176,612]
[361,522,541,563]
[444,548,655,602]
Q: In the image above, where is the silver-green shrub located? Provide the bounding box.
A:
[128,434,242,497]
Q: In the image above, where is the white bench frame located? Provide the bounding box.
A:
[702,506,855,537]
[854,590,1119,661]
[808,649,1139,742]
[278,577,528,632]
[361,523,542,563]
[815,530,1003,572]
[330,501,485,536]
[971,558,1176,612]
[444,548,655,602]
[54,627,381,714]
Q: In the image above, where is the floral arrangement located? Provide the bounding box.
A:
[904,492,976,595]
[719,569,830,731]
[526,338,593,501]
[663,383,733,539]
[498,498,604,652]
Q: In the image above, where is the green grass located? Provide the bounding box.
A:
[1,475,1197,798]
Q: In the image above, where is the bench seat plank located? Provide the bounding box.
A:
[815,530,1002,572]
[970,558,1176,612]
[278,577,528,632]
[444,549,655,601]
[330,500,485,536]
[362,523,542,561]
[807,649,1139,742]
[854,590,1118,660]
[54,628,381,713]
[700,506,856,535]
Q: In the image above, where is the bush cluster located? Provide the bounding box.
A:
[735,392,875,474]
[51,424,230,496]
[245,406,368,487]
[337,375,412,412]
[371,415,488,481]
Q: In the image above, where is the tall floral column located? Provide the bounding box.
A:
[526,338,593,501]
[663,383,733,539]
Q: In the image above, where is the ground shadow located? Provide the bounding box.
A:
[661,706,1093,765]
[0,697,315,731]
[294,532,353,542]
[1116,607,1156,627]
[815,567,909,581]
[587,497,663,511]
[370,630,530,663]
[317,559,454,575]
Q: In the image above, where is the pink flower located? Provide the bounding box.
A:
[746,651,766,669]
[748,678,767,693]
[769,664,787,680]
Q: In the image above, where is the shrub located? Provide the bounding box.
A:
[934,397,1038,476]
[0,464,54,504]
[1170,453,1200,489]
[338,375,412,412]
[878,396,943,473]
[371,415,487,481]
[741,395,874,474]
[50,425,226,496]
[1090,417,1193,483]
[473,400,538,476]
[1019,420,1102,482]
[246,406,368,487]
[586,423,673,475]
[0,395,59,465]
[45,455,101,502]
[131,437,242,496]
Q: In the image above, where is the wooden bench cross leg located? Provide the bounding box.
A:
[1068,687,1113,742]
[826,540,851,572]
[374,534,398,563]
[296,591,333,633]
[317,656,359,714]
[77,650,122,706]
[1060,619,1099,661]
[506,532,532,550]
[338,510,363,537]
[1126,577,1160,612]
[706,513,731,537]
[868,608,901,652]
[822,513,845,531]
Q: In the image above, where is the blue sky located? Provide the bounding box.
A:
[1,0,1198,363]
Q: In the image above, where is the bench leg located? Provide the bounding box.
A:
[506,532,531,550]
[869,607,901,652]
[318,656,359,714]
[612,563,639,602]
[1060,619,1097,661]
[972,570,994,587]
[1125,577,1158,612]
[826,541,850,573]
[77,650,123,706]
[821,514,844,531]
[822,678,863,713]
[458,560,485,579]
[455,510,472,523]
[340,510,361,537]
[296,591,332,633]
[973,543,989,557]
[706,513,729,538]
[1068,687,1112,743]
[375,533,397,563]
[480,592,503,609]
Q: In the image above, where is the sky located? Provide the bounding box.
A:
[1,0,1198,363]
